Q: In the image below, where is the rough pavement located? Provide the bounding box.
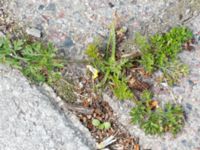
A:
[4,0,200,59]
[1,0,200,149]
[0,64,95,150]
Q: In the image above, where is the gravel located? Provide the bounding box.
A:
[26,27,42,38]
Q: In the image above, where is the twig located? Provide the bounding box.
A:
[96,135,117,149]
[63,103,94,115]
[121,50,141,58]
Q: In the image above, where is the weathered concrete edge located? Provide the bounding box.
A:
[38,84,96,150]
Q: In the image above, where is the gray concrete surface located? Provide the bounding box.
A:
[1,0,200,149]
[0,64,95,150]
[4,0,200,60]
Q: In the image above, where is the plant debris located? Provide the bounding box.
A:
[72,77,139,150]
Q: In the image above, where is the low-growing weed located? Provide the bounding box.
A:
[85,24,192,136]
[135,27,193,73]
[0,36,63,83]
[130,90,185,136]
[85,23,134,100]
[161,60,189,86]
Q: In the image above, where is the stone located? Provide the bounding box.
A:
[184,103,193,115]
[26,27,42,38]
[38,5,45,10]
[186,103,193,111]
[46,3,56,11]
[64,37,74,48]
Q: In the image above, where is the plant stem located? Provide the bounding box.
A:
[111,23,116,62]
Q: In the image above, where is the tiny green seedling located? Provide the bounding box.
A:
[92,119,111,130]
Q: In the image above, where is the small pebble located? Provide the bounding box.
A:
[46,3,56,11]
[38,5,45,10]
[64,37,74,48]
[26,27,41,38]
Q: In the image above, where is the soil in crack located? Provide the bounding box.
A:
[73,76,140,150]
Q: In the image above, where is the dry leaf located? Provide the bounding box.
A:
[134,144,140,150]
[128,77,150,91]
[82,98,90,107]
[149,100,159,110]
[138,68,151,77]
[183,38,196,51]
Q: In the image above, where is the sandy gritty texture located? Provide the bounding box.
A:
[0,64,95,150]
[1,0,200,149]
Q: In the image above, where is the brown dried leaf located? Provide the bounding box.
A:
[183,39,196,51]
[116,29,127,43]
[149,100,159,110]
[128,77,150,91]
[87,122,93,130]
[134,144,140,150]
[82,99,90,108]
[138,68,151,77]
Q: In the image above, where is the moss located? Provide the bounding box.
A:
[52,78,77,103]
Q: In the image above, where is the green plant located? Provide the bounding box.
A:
[161,60,189,86]
[85,23,134,100]
[0,36,63,83]
[130,90,185,136]
[163,103,184,135]
[92,119,111,130]
[130,90,153,125]
[130,101,147,125]
[86,25,191,136]
[134,32,154,72]
[141,108,163,135]
[111,75,134,100]
[134,26,193,73]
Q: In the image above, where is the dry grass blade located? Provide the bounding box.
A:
[96,135,117,149]
[121,50,141,58]
[63,103,94,115]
